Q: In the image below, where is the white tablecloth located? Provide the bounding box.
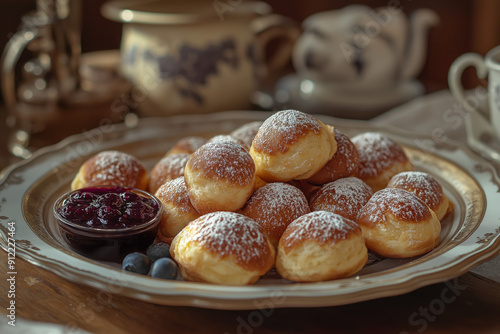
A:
[374,89,467,141]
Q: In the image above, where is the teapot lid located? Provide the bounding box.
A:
[101,0,272,25]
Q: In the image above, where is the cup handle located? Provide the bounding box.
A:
[251,14,300,78]
[448,53,489,115]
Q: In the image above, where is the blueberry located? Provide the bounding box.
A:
[151,258,178,280]
[146,243,171,262]
[122,252,151,275]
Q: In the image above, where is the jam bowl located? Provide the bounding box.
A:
[53,186,163,262]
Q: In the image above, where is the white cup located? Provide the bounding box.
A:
[448,45,500,137]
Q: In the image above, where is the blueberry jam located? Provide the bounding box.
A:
[57,187,159,229]
[54,186,163,262]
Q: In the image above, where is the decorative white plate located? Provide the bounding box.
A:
[1,111,500,310]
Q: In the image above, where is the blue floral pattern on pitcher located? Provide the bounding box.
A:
[124,38,240,105]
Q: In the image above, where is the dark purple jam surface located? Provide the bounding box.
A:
[58,187,159,229]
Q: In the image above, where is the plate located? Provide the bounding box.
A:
[1,111,500,310]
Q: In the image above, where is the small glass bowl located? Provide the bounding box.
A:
[53,186,163,262]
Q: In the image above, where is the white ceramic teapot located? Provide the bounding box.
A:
[275,4,438,118]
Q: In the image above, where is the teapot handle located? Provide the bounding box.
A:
[251,14,300,81]
[448,52,489,117]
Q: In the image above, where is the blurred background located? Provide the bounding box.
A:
[1,0,499,98]
[1,0,499,166]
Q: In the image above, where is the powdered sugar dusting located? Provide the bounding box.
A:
[155,176,194,214]
[387,171,443,210]
[209,135,237,142]
[188,141,255,185]
[170,136,206,154]
[308,129,359,184]
[208,134,249,151]
[86,150,145,187]
[157,153,189,175]
[241,182,310,235]
[309,177,373,221]
[282,211,359,251]
[253,109,323,154]
[352,132,408,178]
[189,212,272,269]
[230,121,263,147]
[357,188,432,226]
[149,153,190,193]
[334,129,359,173]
